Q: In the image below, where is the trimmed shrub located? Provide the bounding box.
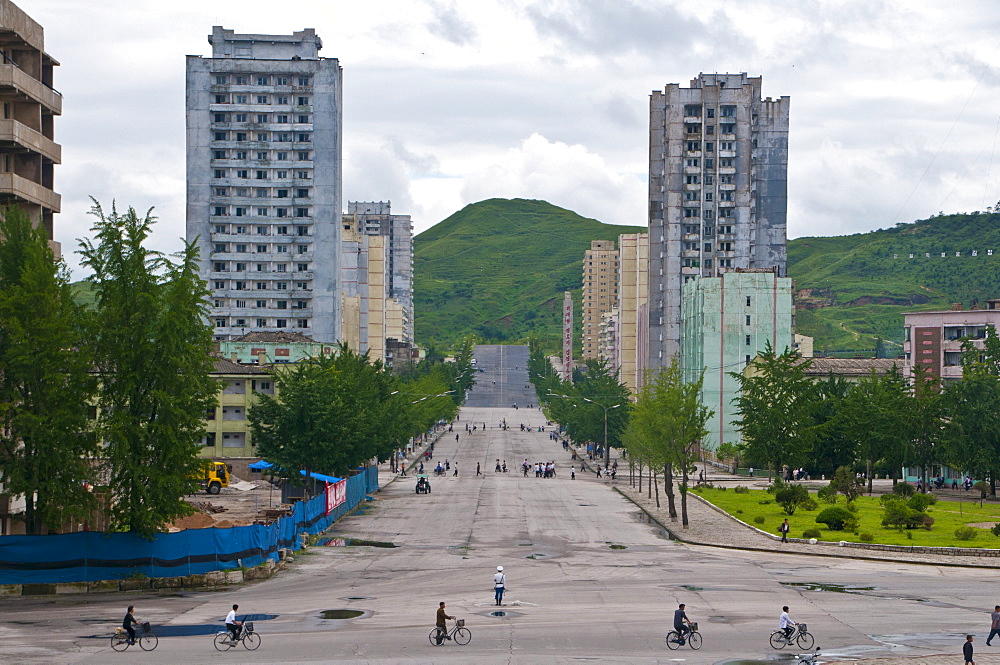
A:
[816,484,838,504]
[816,506,855,530]
[881,498,934,530]
[859,532,875,542]
[753,516,766,525]
[907,493,937,512]
[802,528,822,539]
[845,501,859,513]
[955,526,979,541]
[758,499,772,505]
[735,509,743,514]
[892,482,916,498]
[991,523,1000,537]
[734,485,750,494]
[800,498,819,512]
[776,484,810,515]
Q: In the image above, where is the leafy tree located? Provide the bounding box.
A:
[907,365,944,493]
[250,346,409,485]
[0,207,97,534]
[80,201,218,536]
[809,376,853,478]
[731,344,816,477]
[839,367,912,493]
[941,327,1000,495]
[816,506,855,530]
[629,361,712,526]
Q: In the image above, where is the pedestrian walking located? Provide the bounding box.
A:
[965,635,975,665]
[749,466,754,477]
[495,458,501,473]
[494,566,506,606]
[571,468,576,480]
[988,605,1000,646]
[453,463,458,477]
[455,434,459,442]
[476,462,482,476]
[779,518,790,543]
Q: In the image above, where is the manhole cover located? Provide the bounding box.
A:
[320,609,365,620]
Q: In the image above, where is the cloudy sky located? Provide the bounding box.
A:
[27,0,1000,277]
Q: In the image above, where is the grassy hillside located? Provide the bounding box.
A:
[414,198,644,348]
[788,211,1000,355]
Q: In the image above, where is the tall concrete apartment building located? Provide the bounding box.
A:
[647,73,789,369]
[0,0,61,255]
[582,240,619,360]
[186,27,343,343]
[345,201,413,344]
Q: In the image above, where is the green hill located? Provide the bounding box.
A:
[788,210,1000,355]
[413,198,644,348]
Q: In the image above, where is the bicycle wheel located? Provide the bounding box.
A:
[214,632,234,651]
[454,627,471,645]
[666,631,681,650]
[139,633,158,651]
[110,635,129,652]
[797,631,815,649]
[688,632,703,650]
[429,628,444,646]
[770,631,789,649]
[243,633,261,650]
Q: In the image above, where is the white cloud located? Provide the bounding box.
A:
[460,134,646,228]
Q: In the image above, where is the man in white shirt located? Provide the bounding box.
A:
[779,605,796,640]
[494,566,506,606]
[226,603,243,642]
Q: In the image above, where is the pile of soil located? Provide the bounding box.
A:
[170,512,217,530]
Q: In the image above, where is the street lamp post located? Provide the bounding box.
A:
[583,398,621,469]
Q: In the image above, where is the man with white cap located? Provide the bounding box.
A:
[493,566,506,606]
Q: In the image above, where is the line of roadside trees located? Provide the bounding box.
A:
[729,338,1000,497]
[0,204,472,537]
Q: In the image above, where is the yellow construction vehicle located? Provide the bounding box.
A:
[197,461,230,495]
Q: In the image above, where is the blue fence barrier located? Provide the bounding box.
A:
[0,466,378,584]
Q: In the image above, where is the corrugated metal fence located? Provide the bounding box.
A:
[0,466,378,584]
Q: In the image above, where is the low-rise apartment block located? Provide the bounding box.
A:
[902,300,1000,382]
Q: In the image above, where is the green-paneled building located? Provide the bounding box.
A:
[681,269,793,451]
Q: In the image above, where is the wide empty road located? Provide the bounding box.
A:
[3,346,999,664]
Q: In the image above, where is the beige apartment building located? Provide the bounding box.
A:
[341,214,408,366]
[616,233,648,393]
[0,0,61,254]
[582,240,619,360]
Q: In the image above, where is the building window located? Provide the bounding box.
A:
[745,315,751,326]
[297,263,309,271]
[746,296,751,307]
[297,115,309,123]
[295,188,309,198]
[214,95,228,104]
[256,318,267,327]
[215,75,228,84]
[297,225,309,236]
[296,319,309,328]
[214,131,227,141]
[721,105,736,117]
[276,282,287,290]
[745,335,751,345]
[298,152,311,160]
[215,318,226,328]
[296,208,309,218]
[276,319,287,328]
[256,132,268,141]
[297,96,309,106]
[276,300,287,310]
[298,77,311,86]
[277,245,288,253]
[256,76,268,86]
[277,189,289,198]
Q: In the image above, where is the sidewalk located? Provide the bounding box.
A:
[567,445,1000,569]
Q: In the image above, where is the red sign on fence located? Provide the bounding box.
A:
[325,479,347,515]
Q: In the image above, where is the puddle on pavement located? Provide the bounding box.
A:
[341,596,374,601]
[782,582,876,594]
[319,538,397,548]
[320,609,365,620]
[490,611,508,617]
[83,614,279,639]
[609,544,627,550]
[681,584,704,591]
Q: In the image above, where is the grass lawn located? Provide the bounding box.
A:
[690,486,1000,548]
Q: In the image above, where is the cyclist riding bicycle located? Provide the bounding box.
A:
[673,603,693,642]
[123,605,138,644]
[779,605,797,640]
[225,603,243,642]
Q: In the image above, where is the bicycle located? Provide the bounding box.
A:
[796,647,822,664]
[213,621,261,651]
[665,621,702,650]
[428,618,471,646]
[111,621,157,651]
[770,623,814,649]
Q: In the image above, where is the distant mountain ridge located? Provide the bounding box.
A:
[413,198,644,347]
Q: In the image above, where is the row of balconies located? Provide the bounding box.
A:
[209,140,314,150]
[211,253,313,263]
[209,103,312,114]
[0,172,60,211]
[209,84,313,93]
[209,231,311,241]
[211,158,313,168]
